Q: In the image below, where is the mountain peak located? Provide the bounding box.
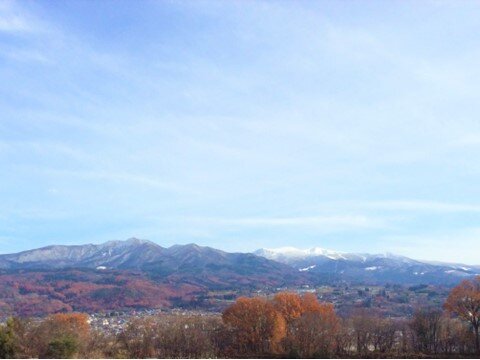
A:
[0,241,478,288]
[102,238,159,248]
[255,246,346,260]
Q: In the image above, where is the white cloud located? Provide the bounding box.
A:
[2,1,480,262]
[0,6,30,33]
[0,15,29,33]
[43,169,184,192]
[0,208,71,221]
[184,215,386,230]
[362,200,480,213]
[454,133,480,147]
[0,1,43,34]
[383,228,480,265]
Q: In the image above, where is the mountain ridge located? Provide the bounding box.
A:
[255,246,480,267]
[254,246,480,285]
[0,239,479,316]
[0,238,307,288]
[1,240,479,286]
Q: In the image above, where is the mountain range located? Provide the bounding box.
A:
[0,239,307,316]
[2,239,479,286]
[0,239,478,316]
[0,238,304,288]
[254,246,480,285]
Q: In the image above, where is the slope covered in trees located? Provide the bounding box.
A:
[0,269,200,316]
[2,279,480,358]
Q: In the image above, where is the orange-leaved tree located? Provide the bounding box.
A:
[445,276,480,353]
[37,312,91,358]
[272,292,304,325]
[290,293,340,357]
[47,313,91,338]
[302,292,324,313]
[222,297,286,355]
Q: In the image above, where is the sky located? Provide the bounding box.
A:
[1,0,480,264]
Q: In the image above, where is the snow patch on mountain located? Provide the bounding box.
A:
[299,265,316,272]
[255,246,347,261]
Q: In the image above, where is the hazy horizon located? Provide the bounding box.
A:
[2,1,480,264]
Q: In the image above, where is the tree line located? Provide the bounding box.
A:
[0,276,479,358]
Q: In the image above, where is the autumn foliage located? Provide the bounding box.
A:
[47,313,90,337]
[444,276,480,353]
[3,282,480,358]
[0,270,197,316]
[222,296,286,355]
[272,292,304,324]
[222,291,339,356]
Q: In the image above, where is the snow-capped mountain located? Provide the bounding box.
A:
[254,246,480,285]
[254,247,416,265]
[1,240,478,287]
[0,238,165,270]
[0,239,306,288]
[255,247,348,261]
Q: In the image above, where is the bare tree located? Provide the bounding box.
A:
[445,276,480,353]
[409,308,442,354]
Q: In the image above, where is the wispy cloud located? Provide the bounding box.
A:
[453,133,480,147]
[0,208,72,221]
[184,215,386,230]
[2,1,480,263]
[0,1,32,33]
[383,227,480,265]
[0,140,95,163]
[42,169,185,192]
[362,200,480,213]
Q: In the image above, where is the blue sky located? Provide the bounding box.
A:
[2,0,480,264]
